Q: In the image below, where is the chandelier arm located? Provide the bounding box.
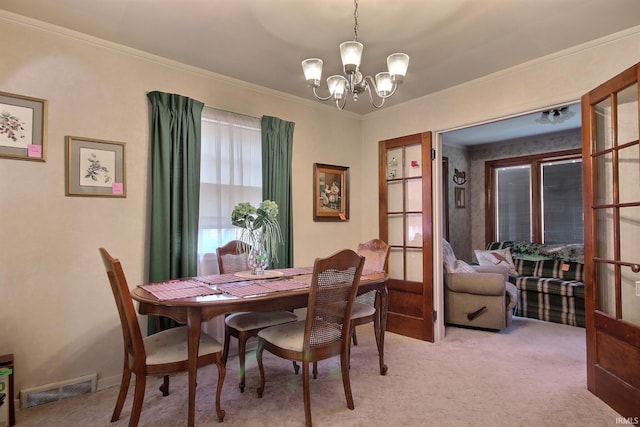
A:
[364,75,399,100]
[365,75,403,108]
[335,96,347,110]
[311,86,334,102]
[384,83,399,98]
[363,82,385,109]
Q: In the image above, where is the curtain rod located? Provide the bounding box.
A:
[204,105,260,121]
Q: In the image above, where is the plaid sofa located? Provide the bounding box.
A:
[486,242,585,327]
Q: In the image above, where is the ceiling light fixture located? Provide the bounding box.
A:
[301,0,409,110]
[536,107,575,125]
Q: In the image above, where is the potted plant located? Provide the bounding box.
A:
[231,200,283,275]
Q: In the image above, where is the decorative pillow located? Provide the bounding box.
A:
[474,248,517,275]
[452,259,476,273]
[442,239,458,272]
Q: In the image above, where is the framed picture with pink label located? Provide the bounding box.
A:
[313,163,349,222]
[65,136,126,197]
[0,91,47,162]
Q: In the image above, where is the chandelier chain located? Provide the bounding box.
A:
[353,0,359,41]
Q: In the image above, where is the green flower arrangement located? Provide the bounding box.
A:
[231,200,283,267]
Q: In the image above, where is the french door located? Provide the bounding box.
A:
[379,132,434,342]
[583,63,640,418]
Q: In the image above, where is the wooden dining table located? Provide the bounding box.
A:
[131,267,389,427]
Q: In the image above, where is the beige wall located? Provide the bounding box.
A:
[2,10,640,398]
[0,14,364,394]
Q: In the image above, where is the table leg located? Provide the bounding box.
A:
[375,284,389,375]
[186,307,202,427]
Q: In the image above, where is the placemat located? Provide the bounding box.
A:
[219,279,310,297]
[278,267,314,276]
[140,279,221,300]
[194,273,247,285]
[259,279,309,292]
[219,282,268,297]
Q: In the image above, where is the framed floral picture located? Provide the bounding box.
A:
[65,136,126,197]
[313,163,349,222]
[0,91,47,161]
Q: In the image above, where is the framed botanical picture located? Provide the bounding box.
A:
[313,163,349,222]
[455,187,465,209]
[66,136,126,197]
[0,91,47,161]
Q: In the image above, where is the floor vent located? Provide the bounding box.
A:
[21,374,97,409]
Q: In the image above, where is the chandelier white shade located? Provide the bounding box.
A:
[301,0,409,110]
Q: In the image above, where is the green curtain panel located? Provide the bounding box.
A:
[147,91,204,333]
[261,116,295,269]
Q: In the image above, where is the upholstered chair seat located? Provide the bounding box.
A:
[217,240,298,392]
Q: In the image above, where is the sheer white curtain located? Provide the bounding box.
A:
[198,107,261,345]
[198,107,262,274]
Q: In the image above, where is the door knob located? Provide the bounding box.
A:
[632,264,640,273]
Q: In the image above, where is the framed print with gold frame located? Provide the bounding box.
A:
[0,91,47,161]
[66,136,126,197]
[313,163,349,222]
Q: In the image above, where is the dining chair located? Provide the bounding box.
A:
[255,249,365,427]
[216,240,299,392]
[351,238,390,346]
[99,248,226,426]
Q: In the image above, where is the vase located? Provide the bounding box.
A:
[247,239,268,275]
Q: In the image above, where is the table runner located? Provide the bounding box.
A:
[194,267,313,286]
[139,267,370,300]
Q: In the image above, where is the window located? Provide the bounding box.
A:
[198,107,261,260]
[486,150,583,244]
[541,160,583,243]
[496,165,531,241]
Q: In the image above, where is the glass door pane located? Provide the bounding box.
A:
[405,178,422,212]
[617,83,639,145]
[387,147,403,179]
[388,247,404,280]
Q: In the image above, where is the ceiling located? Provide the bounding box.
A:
[1,0,638,141]
[442,102,581,146]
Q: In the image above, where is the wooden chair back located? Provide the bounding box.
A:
[303,249,365,354]
[216,240,249,274]
[99,248,146,367]
[99,248,227,425]
[357,238,390,272]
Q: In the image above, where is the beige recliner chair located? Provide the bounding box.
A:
[442,239,517,330]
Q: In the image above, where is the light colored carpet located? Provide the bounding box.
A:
[15,317,620,426]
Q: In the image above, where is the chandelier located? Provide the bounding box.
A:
[301,0,409,110]
[535,107,576,125]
